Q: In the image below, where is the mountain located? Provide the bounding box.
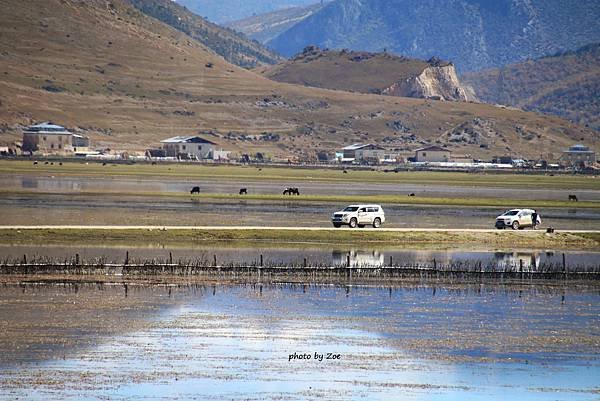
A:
[226,3,324,44]
[125,0,282,68]
[268,0,600,72]
[0,0,596,161]
[462,44,600,131]
[175,0,321,23]
[257,47,473,101]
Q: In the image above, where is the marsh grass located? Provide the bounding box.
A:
[1,228,598,249]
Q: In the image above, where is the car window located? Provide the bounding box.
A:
[359,208,367,212]
[373,207,380,212]
[343,207,358,212]
[503,211,519,216]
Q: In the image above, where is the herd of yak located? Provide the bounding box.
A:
[190,186,300,195]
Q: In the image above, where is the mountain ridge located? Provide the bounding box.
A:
[226,3,324,44]
[125,0,283,68]
[267,0,600,72]
[462,43,600,131]
[175,0,320,23]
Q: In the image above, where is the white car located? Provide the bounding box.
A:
[495,208,540,230]
[332,204,385,228]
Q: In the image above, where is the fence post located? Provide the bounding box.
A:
[22,254,27,264]
[125,251,129,265]
[260,254,263,267]
[519,259,523,279]
[76,253,80,265]
[169,252,173,265]
[303,257,307,268]
[562,253,566,273]
[346,255,350,267]
[389,255,393,267]
[213,254,217,267]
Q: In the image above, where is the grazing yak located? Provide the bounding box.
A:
[190,186,200,195]
[568,194,578,202]
[283,187,300,195]
[239,188,248,195]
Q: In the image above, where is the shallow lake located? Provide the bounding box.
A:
[0,282,599,400]
[7,173,600,201]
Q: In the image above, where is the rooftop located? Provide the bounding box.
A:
[24,122,71,134]
[566,144,594,153]
[161,136,216,144]
[342,143,368,150]
[415,145,451,152]
[342,143,384,150]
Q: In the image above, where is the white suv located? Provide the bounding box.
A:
[332,204,385,228]
[495,208,539,230]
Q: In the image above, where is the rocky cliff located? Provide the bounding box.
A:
[382,61,472,101]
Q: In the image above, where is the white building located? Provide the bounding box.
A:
[161,135,229,160]
[339,143,386,163]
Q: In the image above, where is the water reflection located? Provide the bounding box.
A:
[0,282,599,401]
[332,250,384,267]
[494,251,541,270]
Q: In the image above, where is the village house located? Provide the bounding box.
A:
[160,135,229,160]
[561,144,596,167]
[72,134,91,152]
[21,122,90,155]
[414,145,451,162]
[338,143,386,163]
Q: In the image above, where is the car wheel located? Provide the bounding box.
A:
[496,226,503,230]
[511,221,519,230]
[349,218,357,228]
[373,218,381,228]
[333,223,341,228]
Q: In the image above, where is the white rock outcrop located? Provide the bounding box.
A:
[382,64,475,102]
